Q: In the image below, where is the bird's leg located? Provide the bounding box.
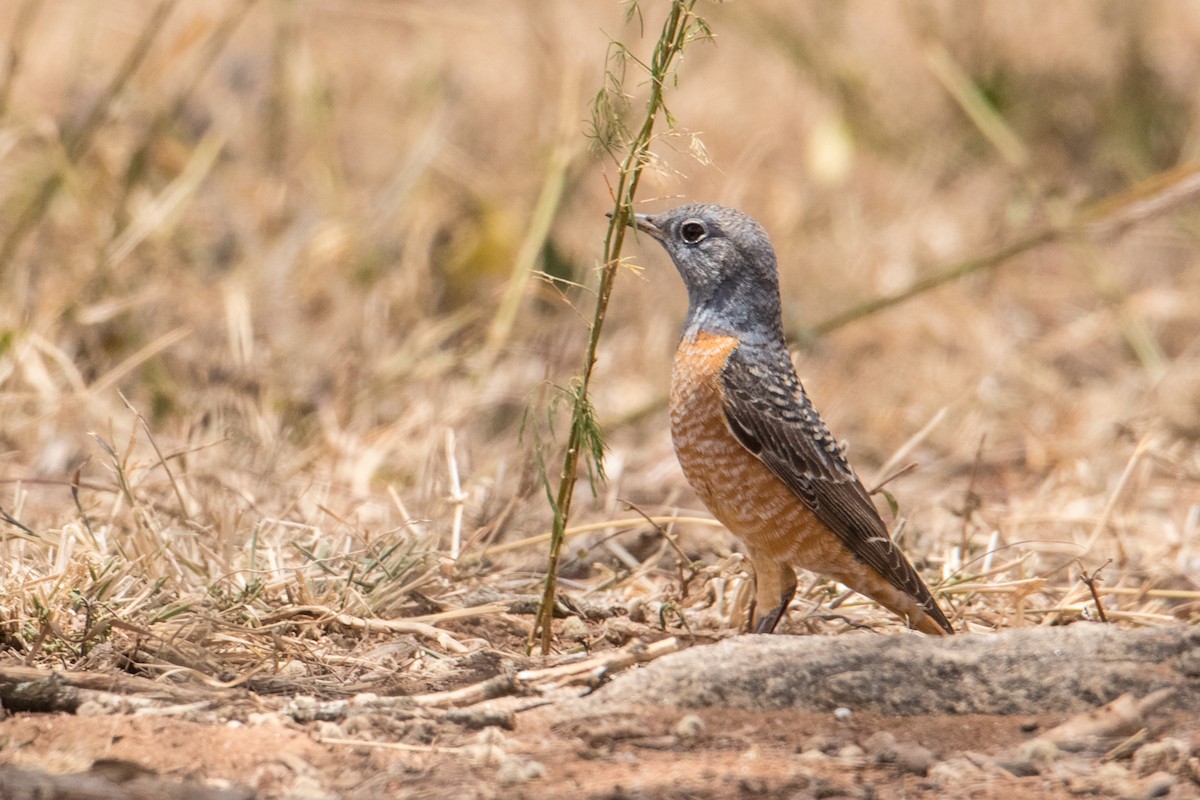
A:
[750,558,797,634]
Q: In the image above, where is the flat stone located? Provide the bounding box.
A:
[562,624,1200,716]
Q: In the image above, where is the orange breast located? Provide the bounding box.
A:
[670,332,949,632]
[670,332,832,565]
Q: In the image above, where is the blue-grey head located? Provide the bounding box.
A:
[632,203,784,343]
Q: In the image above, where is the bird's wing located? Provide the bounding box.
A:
[719,345,950,631]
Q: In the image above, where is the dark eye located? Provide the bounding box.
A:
[680,220,707,244]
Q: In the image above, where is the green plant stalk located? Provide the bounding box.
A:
[529,0,702,655]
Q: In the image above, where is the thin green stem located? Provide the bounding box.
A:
[530,0,704,655]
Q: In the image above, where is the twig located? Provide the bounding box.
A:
[1036,689,1176,749]
[445,429,466,559]
[88,326,192,398]
[283,637,684,723]
[621,499,697,597]
[257,605,471,654]
[958,434,987,554]
[0,503,41,542]
[866,462,918,496]
[803,163,1200,339]
[871,407,946,488]
[1078,559,1113,624]
[924,42,1028,168]
[465,515,722,563]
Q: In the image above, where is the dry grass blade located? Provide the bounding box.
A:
[464,514,722,563]
[0,0,178,271]
[484,67,582,357]
[0,0,43,120]
[105,131,227,268]
[924,41,1029,168]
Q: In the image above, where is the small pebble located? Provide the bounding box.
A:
[75,700,118,717]
[864,731,897,763]
[496,756,546,786]
[834,707,852,721]
[627,598,647,624]
[1016,737,1061,766]
[894,743,935,776]
[928,757,983,786]
[247,712,284,726]
[796,749,832,767]
[673,714,706,741]
[315,721,344,739]
[802,734,839,755]
[1140,771,1176,799]
[1065,761,1134,796]
[1132,739,1189,777]
[837,744,865,760]
[278,660,307,677]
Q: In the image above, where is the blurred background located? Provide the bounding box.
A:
[1,0,1198,659]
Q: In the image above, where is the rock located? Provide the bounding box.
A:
[247,712,284,726]
[673,713,706,741]
[560,615,590,642]
[928,757,984,786]
[1139,771,1176,798]
[1016,737,1062,766]
[863,731,897,763]
[314,721,344,739]
[796,749,834,768]
[496,756,546,785]
[1064,760,1135,796]
[837,744,865,760]
[1133,739,1189,777]
[75,699,118,717]
[893,743,935,776]
[802,734,840,755]
[561,625,1200,716]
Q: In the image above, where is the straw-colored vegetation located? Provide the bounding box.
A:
[1,0,1198,711]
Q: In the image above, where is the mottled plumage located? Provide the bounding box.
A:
[634,203,953,636]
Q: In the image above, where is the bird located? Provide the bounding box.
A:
[630,203,954,636]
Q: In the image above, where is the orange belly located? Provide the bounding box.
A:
[669,332,944,633]
[670,332,833,566]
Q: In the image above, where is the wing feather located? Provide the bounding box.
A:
[720,345,951,633]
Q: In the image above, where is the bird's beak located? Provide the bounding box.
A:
[605,210,664,241]
[632,213,663,241]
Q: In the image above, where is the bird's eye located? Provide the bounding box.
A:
[680,220,707,244]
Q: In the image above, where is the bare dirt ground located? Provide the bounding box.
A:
[0,704,1121,799]
[3,625,1200,798]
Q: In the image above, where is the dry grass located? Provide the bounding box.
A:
[0,0,1198,696]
